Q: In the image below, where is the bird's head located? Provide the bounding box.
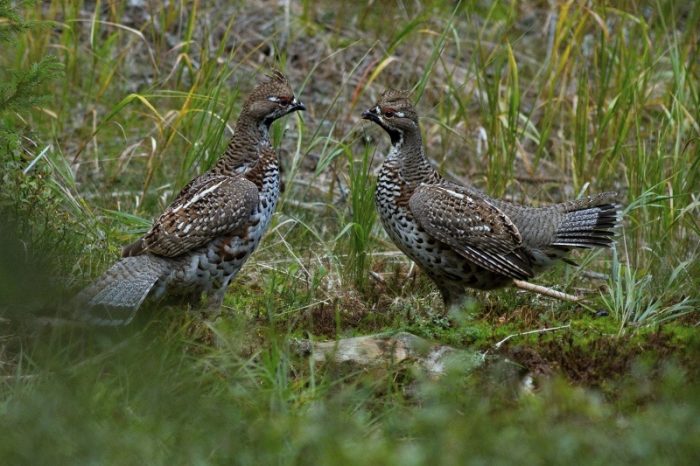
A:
[244,70,306,126]
[361,89,418,144]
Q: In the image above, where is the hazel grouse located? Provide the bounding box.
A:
[75,71,305,325]
[362,90,619,310]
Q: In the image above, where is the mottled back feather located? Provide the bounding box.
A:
[409,184,534,279]
[132,176,259,257]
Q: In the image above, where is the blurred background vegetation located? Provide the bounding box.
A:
[1,0,698,463]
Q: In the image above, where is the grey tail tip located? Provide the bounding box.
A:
[72,255,167,326]
[74,298,144,327]
[552,201,623,249]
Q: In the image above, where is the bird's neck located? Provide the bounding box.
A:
[388,129,436,185]
[213,115,273,176]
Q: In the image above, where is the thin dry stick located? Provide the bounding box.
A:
[512,279,580,302]
[369,271,385,284]
[580,270,609,281]
[492,324,571,350]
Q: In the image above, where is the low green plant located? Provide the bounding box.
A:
[601,242,697,335]
[0,0,89,315]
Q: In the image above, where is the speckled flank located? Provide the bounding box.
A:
[152,162,280,305]
[376,159,512,306]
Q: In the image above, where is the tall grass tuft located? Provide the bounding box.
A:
[342,143,377,292]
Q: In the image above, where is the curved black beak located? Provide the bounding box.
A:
[361,106,401,144]
[291,97,306,112]
[362,108,380,123]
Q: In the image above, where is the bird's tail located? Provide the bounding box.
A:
[551,193,621,249]
[73,255,170,326]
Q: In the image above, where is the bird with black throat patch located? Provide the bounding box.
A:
[362,89,620,312]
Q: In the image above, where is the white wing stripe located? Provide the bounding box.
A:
[182,180,225,209]
[436,186,474,203]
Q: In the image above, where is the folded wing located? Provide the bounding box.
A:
[409,184,534,280]
[134,176,259,257]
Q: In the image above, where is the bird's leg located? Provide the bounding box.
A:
[421,270,471,318]
[201,278,234,320]
[183,290,203,308]
[197,296,223,322]
[436,282,478,318]
[444,293,468,313]
[203,289,225,312]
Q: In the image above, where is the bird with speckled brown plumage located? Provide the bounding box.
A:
[75,71,305,325]
[363,90,620,311]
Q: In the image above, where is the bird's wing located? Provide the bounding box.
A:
[409,184,534,279]
[137,175,259,257]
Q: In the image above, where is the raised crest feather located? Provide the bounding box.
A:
[265,69,289,85]
[379,89,412,104]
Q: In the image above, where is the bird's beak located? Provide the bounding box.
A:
[290,97,306,112]
[362,106,381,123]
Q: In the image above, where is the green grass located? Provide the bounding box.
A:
[1,0,699,463]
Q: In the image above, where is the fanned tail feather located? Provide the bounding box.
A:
[552,198,621,249]
[73,255,170,326]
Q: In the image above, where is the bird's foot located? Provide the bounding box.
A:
[199,292,226,321]
[444,295,480,326]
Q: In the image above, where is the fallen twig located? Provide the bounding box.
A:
[369,271,385,284]
[580,270,609,281]
[513,279,581,302]
[491,324,571,351]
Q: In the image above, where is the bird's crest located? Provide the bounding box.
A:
[265,68,290,85]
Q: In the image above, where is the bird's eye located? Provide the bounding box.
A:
[384,111,395,118]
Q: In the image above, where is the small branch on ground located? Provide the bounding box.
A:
[369,271,385,284]
[580,270,609,281]
[490,324,572,351]
[513,279,581,302]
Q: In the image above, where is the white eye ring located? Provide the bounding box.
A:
[267,96,280,102]
[395,111,405,118]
